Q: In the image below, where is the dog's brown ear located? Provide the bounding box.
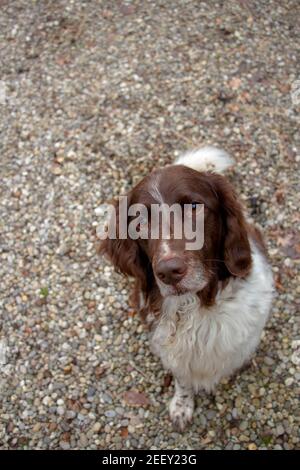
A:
[212,175,252,277]
[100,235,144,279]
[99,196,147,282]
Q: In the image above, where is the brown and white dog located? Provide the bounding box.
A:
[100,147,274,430]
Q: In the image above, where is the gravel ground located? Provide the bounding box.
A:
[0,0,299,450]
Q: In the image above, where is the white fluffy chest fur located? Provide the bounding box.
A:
[150,243,274,392]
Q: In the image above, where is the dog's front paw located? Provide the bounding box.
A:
[169,395,194,431]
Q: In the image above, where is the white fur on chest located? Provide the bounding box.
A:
[150,244,274,392]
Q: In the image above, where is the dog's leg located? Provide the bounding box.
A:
[169,377,194,431]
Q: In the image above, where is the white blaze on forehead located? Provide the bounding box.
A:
[149,174,170,242]
[149,173,164,203]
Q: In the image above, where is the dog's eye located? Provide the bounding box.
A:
[191,202,198,210]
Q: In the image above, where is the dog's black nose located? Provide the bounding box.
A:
[156,257,187,285]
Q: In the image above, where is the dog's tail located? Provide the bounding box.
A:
[174,146,234,174]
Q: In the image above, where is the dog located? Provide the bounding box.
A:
[100,147,274,430]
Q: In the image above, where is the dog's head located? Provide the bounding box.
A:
[100,165,251,305]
